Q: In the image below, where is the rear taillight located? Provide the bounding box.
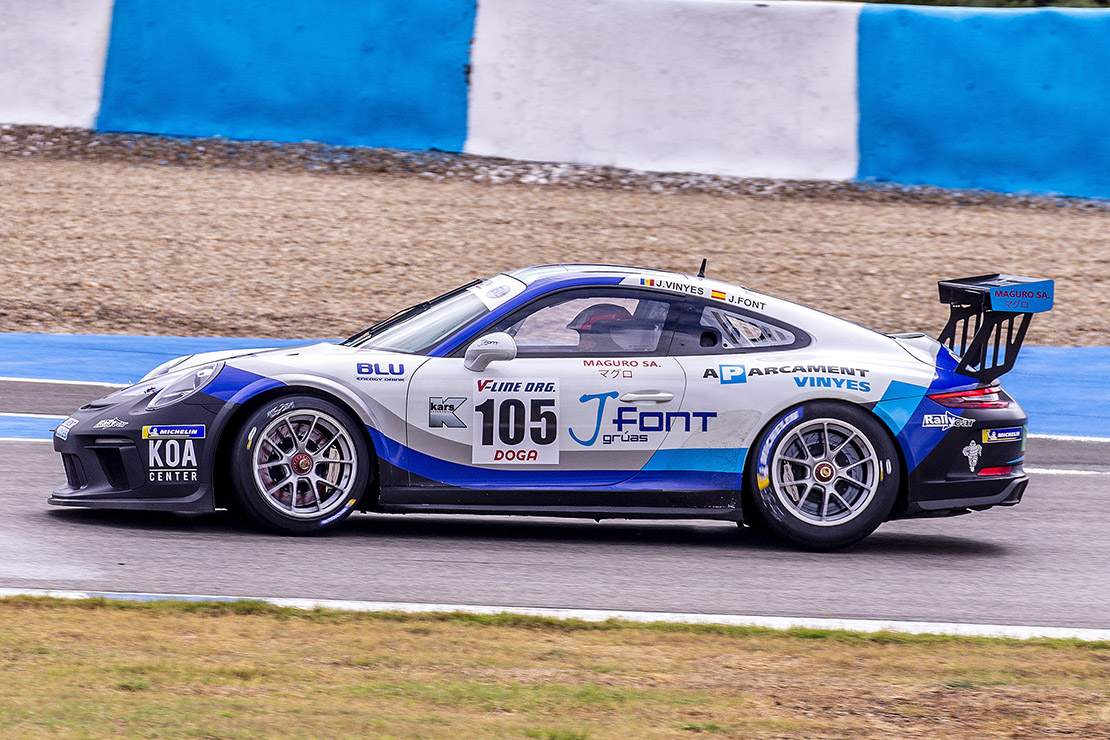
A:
[928,385,1009,409]
[978,466,1013,477]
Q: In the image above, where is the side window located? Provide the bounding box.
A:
[490,289,676,357]
[670,300,807,355]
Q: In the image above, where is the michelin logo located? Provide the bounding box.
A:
[142,425,206,439]
[922,412,973,430]
[983,427,1023,443]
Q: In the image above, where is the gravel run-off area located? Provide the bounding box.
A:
[0,126,1106,346]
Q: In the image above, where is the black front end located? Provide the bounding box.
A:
[50,388,225,513]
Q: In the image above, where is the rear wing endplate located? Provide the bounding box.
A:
[936,274,1054,383]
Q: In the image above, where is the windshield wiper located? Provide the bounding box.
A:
[342,279,482,346]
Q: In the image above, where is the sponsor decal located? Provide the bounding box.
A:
[921,412,974,430]
[614,408,715,433]
[757,408,803,490]
[148,437,199,483]
[55,417,79,440]
[356,362,405,382]
[142,425,205,439]
[476,380,556,393]
[707,364,868,388]
[581,359,661,367]
[705,364,746,384]
[473,379,560,464]
[267,400,295,419]
[989,280,1054,313]
[469,275,524,309]
[320,498,358,527]
[582,358,660,379]
[746,365,870,379]
[962,439,983,472]
[982,426,1023,444]
[569,391,716,447]
[793,376,871,392]
[92,417,127,430]
[429,397,467,428]
[569,392,620,447]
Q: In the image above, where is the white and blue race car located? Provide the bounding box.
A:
[51,265,1053,549]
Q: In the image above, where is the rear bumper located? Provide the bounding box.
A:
[898,475,1027,518]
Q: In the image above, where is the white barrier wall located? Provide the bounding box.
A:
[465,0,861,180]
[0,0,114,127]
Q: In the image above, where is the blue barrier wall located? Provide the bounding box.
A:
[858,6,1110,198]
[97,0,475,151]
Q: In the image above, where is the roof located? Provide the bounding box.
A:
[506,263,697,286]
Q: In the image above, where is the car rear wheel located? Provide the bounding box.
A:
[746,401,899,550]
[230,395,370,534]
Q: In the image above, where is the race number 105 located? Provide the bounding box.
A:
[472,380,560,464]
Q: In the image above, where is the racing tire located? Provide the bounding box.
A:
[746,401,900,550]
[230,395,371,535]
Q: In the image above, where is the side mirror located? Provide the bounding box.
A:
[464,332,517,372]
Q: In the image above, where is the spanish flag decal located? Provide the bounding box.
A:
[711,289,726,300]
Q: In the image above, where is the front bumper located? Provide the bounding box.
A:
[50,389,223,513]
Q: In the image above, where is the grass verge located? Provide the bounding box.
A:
[0,597,1107,739]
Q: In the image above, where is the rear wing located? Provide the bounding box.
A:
[936,274,1054,383]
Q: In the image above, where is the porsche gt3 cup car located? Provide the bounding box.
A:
[51,265,1054,549]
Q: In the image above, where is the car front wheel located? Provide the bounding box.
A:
[230,395,370,534]
[746,401,900,550]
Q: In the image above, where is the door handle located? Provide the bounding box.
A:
[619,391,674,404]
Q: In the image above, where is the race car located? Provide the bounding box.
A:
[51,265,1053,549]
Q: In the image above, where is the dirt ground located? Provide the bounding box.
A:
[1,133,1106,345]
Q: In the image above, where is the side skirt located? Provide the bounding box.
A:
[376,486,743,522]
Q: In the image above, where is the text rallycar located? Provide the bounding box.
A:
[142,425,204,484]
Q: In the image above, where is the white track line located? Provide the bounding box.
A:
[1025,467,1110,476]
[0,438,52,443]
[0,412,66,420]
[0,376,126,388]
[0,588,1107,642]
[1029,433,1110,443]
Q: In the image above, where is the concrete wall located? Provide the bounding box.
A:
[0,0,114,127]
[465,0,861,180]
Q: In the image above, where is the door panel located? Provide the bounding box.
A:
[405,356,687,490]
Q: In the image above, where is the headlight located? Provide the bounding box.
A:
[146,362,222,410]
[139,355,195,383]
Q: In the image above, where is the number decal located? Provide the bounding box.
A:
[530,399,557,445]
[473,380,560,464]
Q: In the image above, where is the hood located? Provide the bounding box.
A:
[138,342,335,381]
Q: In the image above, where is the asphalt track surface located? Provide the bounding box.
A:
[3,379,1108,631]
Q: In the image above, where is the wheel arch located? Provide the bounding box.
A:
[212,383,380,511]
[739,398,909,524]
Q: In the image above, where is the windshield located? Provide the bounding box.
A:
[348,274,526,354]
